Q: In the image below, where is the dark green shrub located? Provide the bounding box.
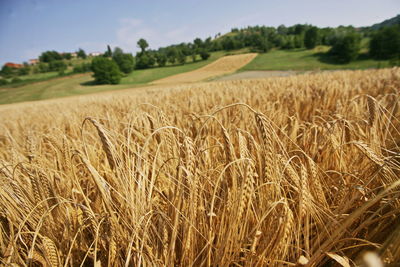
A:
[112,48,134,74]
[370,25,400,60]
[0,79,9,85]
[329,33,361,63]
[73,63,92,73]
[200,50,210,60]
[91,57,121,84]
[304,27,319,49]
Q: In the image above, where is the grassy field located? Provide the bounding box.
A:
[120,51,226,85]
[152,53,257,84]
[0,69,91,90]
[241,46,390,71]
[0,47,393,105]
[1,68,399,266]
[0,74,140,105]
[0,52,229,104]
[16,72,60,81]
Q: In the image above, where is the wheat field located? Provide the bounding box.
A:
[152,53,257,84]
[0,68,399,266]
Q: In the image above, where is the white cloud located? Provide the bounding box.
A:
[165,26,190,40]
[114,18,199,53]
[116,18,157,52]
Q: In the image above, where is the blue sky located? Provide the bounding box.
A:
[0,0,399,65]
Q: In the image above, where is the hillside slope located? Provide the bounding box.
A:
[152,53,257,84]
[370,14,400,29]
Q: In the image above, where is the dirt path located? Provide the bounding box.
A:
[152,53,257,84]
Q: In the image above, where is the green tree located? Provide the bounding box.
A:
[253,34,271,52]
[63,53,72,60]
[135,52,155,69]
[204,37,212,51]
[104,45,112,57]
[177,43,191,56]
[18,66,30,76]
[211,40,222,51]
[0,79,9,86]
[193,38,203,49]
[304,27,319,49]
[137,39,149,53]
[73,63,92,73]
[112,47,134,74]
[154,52,167,67]
[294,35,304,48]
[272,35,285,48]
[167,47,178,64]
[277,24,288,35]
[329,33,361,63]
[113,47,123,56]
[91,57,121,84]
[283,36,295,49]
[319,27,335,45]
[294,24,308,35]
[199,49,210,60]
[0,65,14,78]
[177,49,186,64]
[370,25,400,59]
[191,51,197,62]
[77,48,87,59]
[37,62,49,73]
[49,60,67,72]
[39,51,62,63]
[221,36,236,50]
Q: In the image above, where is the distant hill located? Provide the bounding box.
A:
[370,14,400,30]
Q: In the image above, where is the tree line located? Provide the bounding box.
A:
[90,38,212,84]
[217,24,399,63]
[0,48,89,85]
[1,22,399,85]
[90,23,399,84]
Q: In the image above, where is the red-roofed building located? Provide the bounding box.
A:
[4,62,24,69]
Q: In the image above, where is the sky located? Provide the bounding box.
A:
[0,0,399,65]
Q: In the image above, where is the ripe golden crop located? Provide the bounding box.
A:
[0,68,399,266]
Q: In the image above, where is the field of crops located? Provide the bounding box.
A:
[152,53,257,84]
[0,68,399,266]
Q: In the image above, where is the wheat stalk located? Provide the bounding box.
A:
[0,68,399,266]
[84,117,116,170]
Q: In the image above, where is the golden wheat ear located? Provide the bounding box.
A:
[42,236,60,267]
[1,68,399,266]
[83,117,116,170]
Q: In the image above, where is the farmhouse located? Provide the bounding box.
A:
[29,59,39,65]
[89,52,102,57]
[4,62,24,68]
